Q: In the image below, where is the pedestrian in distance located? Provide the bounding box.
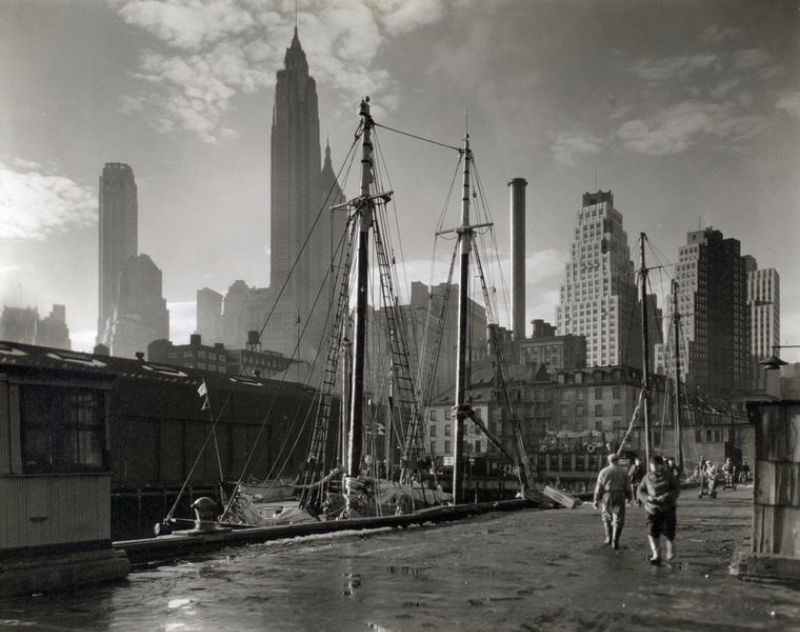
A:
[638,455,681,564]
[666,456,681,480]
[707,461,720,498]
[722,457,736,490]
[697,456,708,498]
[593,453,631,549]
[627,456,645,506]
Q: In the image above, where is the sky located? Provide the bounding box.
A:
[1,0,799,361]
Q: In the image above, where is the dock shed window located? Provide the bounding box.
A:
[20,386,107,474]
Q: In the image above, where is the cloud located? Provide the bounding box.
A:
[776,91,800,118]
[112,0,460,142]
[617,102,722,156]
[700,24,741,43]
[709,78,740,100]
[616,101,767,156]
[629,54,719,83]
[0,160,96,240]
[731,48,771,70]
[552,132,603,167]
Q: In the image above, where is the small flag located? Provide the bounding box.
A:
[197,380,210,411]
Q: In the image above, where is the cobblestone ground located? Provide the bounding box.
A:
[1,487,799,631]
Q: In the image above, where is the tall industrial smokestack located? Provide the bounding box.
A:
[509,177,528,341]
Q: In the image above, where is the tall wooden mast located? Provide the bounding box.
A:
[639,233,652,462]
[671,278,684,471]
[452,134,472,504]
[347,98,376,480]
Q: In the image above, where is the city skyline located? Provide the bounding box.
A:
[1,0,799,360]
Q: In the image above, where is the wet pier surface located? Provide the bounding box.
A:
[2,487,799,631]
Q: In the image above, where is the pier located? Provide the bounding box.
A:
[2,487,798,630]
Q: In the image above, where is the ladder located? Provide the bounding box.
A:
[299,217,357,508]
[372,213,425,481]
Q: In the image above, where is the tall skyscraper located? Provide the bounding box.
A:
[195,30,344,365]
[1,304,71,350]
[270,28,322,323]
[103,254,169,358]
[556,191,641,368]
[671,227,750,397]
[98,163,137,343]
[745,259,780,361]
[263,29,341,361]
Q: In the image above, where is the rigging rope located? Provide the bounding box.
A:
[164,387,234,521]
[256,132,360,344]
[374,121,462,153]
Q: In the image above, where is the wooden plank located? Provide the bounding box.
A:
[754,460,775,506]
[8,385,21,474]
[0,382,10,474]
[0,476,111,551]
[774,461,800,507]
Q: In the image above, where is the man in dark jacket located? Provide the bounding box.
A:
[637,455,681,564]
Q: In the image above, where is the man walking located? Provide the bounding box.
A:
[637,455,681,564]
[628,456,645,505]
[593,453,630,549]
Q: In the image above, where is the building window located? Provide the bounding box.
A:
[444,440,451,454]
[430,441,436,454]
[430,425,437,438]
[595,404,603,416]
[444,424,451,437]
[706,430,713,442]
[475,440,482,453]
[576,404,586,417]
[594,387,603,399]
[612,386,621,399]
[20,385,107,474]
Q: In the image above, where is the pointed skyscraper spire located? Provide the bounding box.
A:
[285,22,307,71]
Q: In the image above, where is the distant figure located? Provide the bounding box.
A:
[739,461,750,484]
[707,461,720,498]
[638,455,681,564]
[628,457,645,506]
[697,457,708,498]
[722,457,736,490]
[666,456,681,480]
[593,453,631,549]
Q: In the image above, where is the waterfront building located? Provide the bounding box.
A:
[425,360,551,469]
[103,254,169,359]
[196,287,223,346]
[0,304,71,349]
[0,340,319,541]
[149,334,296,380]
[0,341,129,595]
[516,319,586,372]
[0,306,38,344]
[98,163,137,344]
[401,281,487,400]
[555,190,641,369]
[148,335,228,374]
[670,227,750,398]
[746,261,780,362]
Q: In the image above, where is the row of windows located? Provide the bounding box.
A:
[430,440,483,455]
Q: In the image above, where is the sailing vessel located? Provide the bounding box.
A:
[155,96,569,536]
